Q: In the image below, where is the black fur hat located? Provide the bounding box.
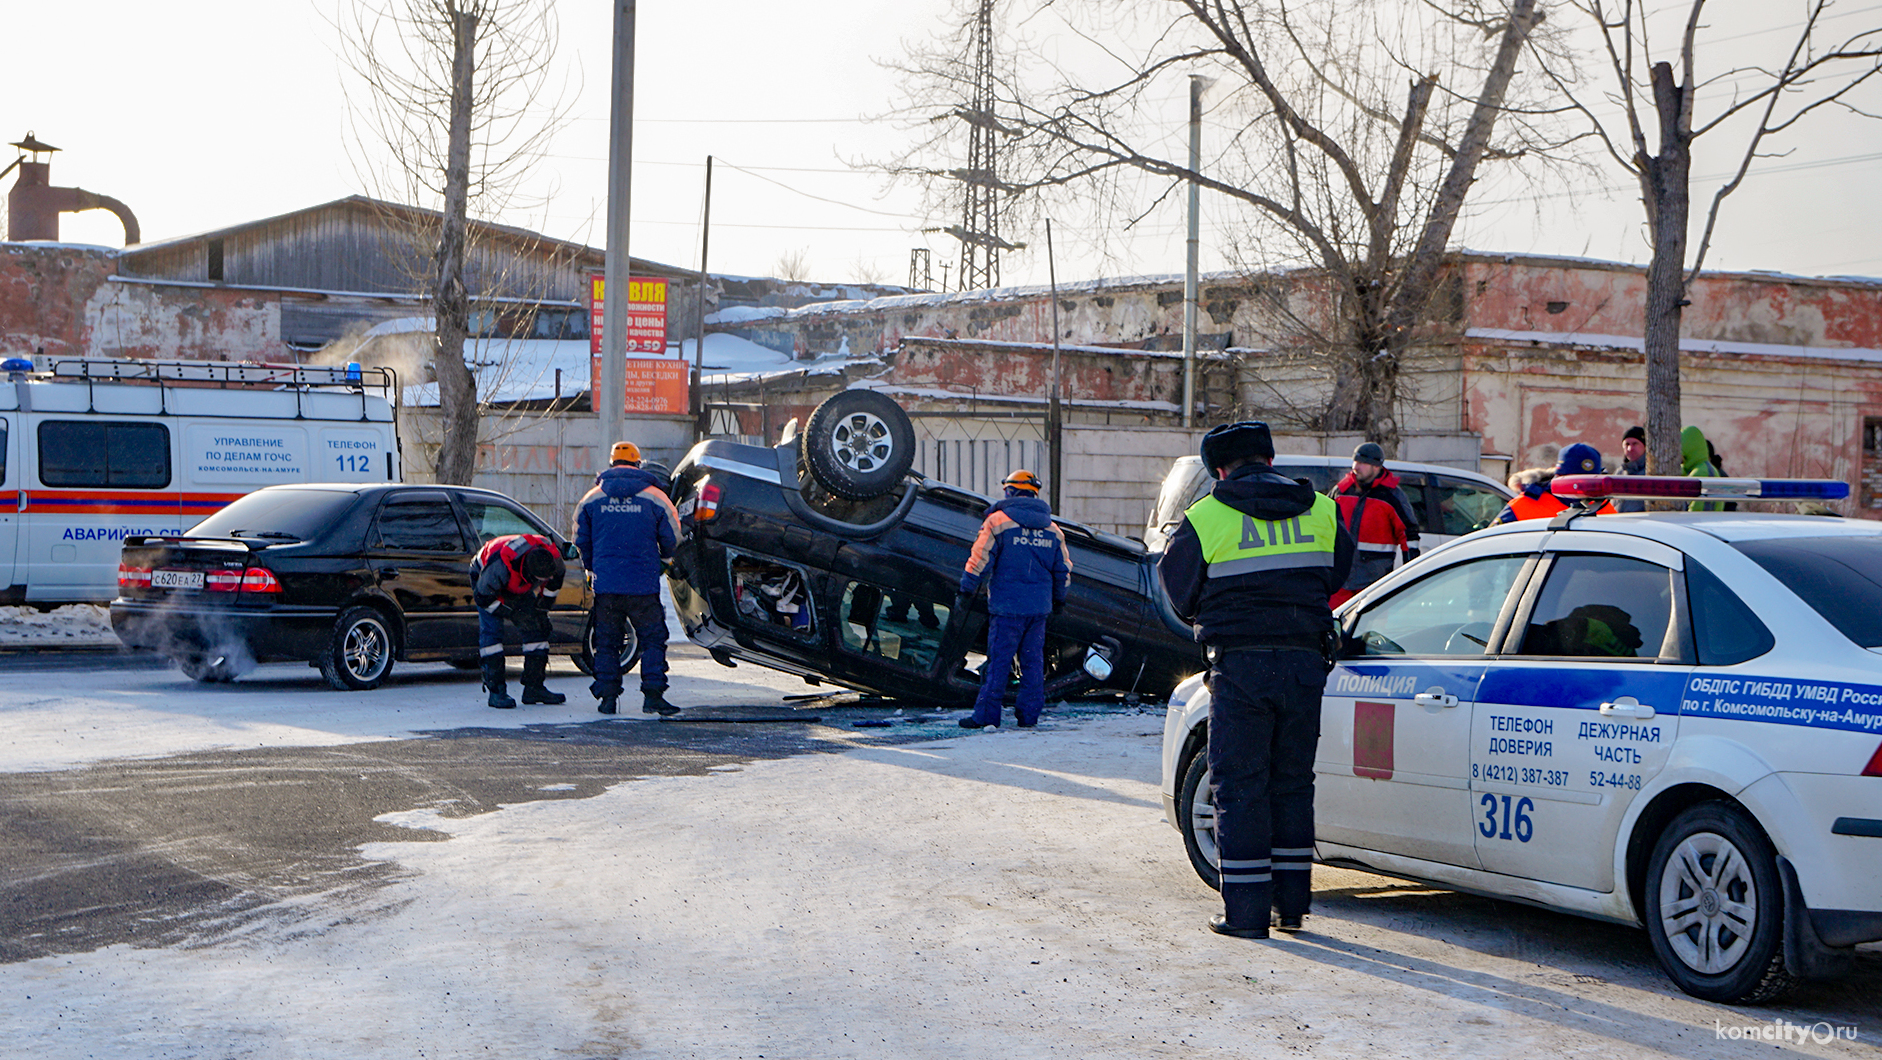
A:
[1200,421,1275,470]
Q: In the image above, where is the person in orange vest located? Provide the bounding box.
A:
[1496,443,1616,523]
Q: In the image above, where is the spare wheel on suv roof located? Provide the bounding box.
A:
[803,389,916,500]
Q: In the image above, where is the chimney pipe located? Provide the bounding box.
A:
[6,134,141,245]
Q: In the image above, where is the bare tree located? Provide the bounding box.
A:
[337,0,569,484]
[773,247,815,283]
[882,0,1577,447]
[1535,0,1882,475]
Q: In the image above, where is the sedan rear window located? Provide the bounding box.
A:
[189,489,359,541]
[1730,536,1882,648]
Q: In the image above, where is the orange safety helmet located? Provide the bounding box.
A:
[610,441,642,465]
[1002,469,1043,493]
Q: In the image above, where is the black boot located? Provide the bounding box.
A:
[642,689,680,716]
[482,656,516,710]
[520,653,565,705]
[596,695,618,715]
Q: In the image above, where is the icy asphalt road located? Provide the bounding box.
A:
[0,647,1877,1059]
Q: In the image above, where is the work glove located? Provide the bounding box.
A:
[1404,548,1421,562]
[953,592,972,615]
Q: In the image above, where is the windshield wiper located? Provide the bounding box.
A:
[229,530,301,540]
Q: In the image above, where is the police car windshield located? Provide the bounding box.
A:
[1730,536,1882,648]
[188,489,359,541]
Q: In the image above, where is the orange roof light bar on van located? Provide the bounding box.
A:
[1551,475,1851,502]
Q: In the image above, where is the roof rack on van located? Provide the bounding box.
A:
[32,357,398,422]
[44,357,395,393]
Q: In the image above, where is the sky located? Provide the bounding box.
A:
[6,0,1881,290]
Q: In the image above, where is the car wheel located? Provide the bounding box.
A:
[802,389,915,500]
[1643,801,1797,1003]
[177,654,238,683]
[574,614,641,677]
[1177,747,1221,891]
[318,606,396,691]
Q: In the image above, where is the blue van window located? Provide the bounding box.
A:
[38,421,171,489]
[1685,559,1774,665]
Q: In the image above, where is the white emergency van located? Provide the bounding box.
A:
[0,356,401,605]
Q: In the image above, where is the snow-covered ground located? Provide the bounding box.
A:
[1,656,1875,1057]
[0,605,117,648]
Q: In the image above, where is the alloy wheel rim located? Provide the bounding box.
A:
[831,412,893,473]
[344,620,390,680]
[1192,765,1221,869]
[1659,830,1757,974]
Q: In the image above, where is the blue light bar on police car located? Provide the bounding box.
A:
[1552,475,1850,501]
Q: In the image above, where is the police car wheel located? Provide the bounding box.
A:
[574,614,640,678]
[177,654,238,683]
[1177,748,1222,891]
[802,390,915,500]
[318,607,396,691]
[1643,802,1797,1003]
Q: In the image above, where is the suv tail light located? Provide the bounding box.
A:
[695,481,723,522]
[240,567,283,594]
[118,562,152,590]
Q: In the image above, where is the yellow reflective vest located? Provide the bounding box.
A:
[1184,492,1340,578]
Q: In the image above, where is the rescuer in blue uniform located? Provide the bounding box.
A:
[575,441,683,716]
[1158,422,1354,938]
[958,469,1072,729]
[471,533,568,710]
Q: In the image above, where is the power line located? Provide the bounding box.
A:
[543,153,873,175]
[569,114,869,124]
[546,215,913,233]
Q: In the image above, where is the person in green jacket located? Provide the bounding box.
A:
[1681,425,1725,512]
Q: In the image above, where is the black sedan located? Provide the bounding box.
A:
[111,483,616,689]
[664,389,1205,706]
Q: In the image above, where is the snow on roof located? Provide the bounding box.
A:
[1454,247,1882,287]
[902,335,1232,361]
[705,305,789,325]
[704,272,1231,325]
[855,380,1180,414]
[1466,327,1882,365]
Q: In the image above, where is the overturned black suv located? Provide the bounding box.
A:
[664,390,1204,705]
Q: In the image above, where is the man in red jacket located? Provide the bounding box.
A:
[470,533,567,710]
[1329,443,1421,607]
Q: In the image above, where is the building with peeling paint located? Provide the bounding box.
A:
[706,252,1882,518]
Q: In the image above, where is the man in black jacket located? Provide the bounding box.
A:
[1158,422,1354,939]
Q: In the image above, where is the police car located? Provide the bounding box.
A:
[1159,473,1882,1003]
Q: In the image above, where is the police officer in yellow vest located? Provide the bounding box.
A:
[1158,421,1354,939]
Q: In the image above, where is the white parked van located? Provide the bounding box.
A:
[0,356,401,605]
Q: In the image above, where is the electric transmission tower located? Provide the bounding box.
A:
[942,0,1020,291]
